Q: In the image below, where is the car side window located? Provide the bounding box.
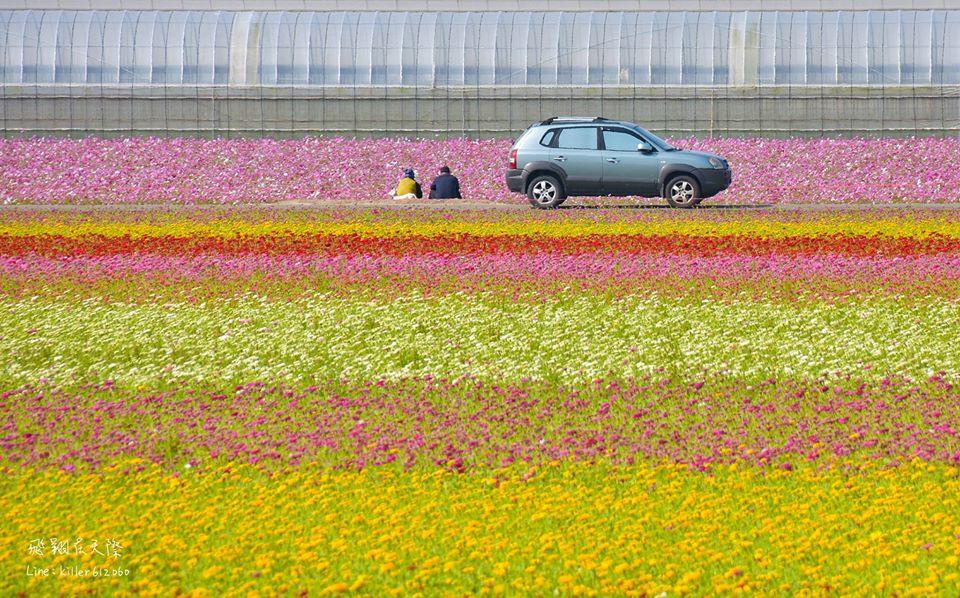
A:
[603,128,644,151]
[555,127,598,150]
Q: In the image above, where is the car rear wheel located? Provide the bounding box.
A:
[527,175,565,209]
[665,175,701,209]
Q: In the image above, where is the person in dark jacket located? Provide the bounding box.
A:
[429,166,462,199]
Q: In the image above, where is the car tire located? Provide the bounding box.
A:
[664,175,701,209]
[526,175,565,209]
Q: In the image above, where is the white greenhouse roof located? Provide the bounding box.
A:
[1,10,959,86]
[0,2,954,10]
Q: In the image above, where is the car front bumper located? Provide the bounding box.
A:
[694,167,733,198]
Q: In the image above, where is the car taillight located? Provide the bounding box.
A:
[508,149,517,169]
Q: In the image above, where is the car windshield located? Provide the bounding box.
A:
[634,126,677,151]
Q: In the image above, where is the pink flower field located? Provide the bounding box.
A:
[0,136,957,204]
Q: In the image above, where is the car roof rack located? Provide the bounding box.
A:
[539,116,611,125]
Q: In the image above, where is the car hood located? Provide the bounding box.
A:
[674,149,723,161]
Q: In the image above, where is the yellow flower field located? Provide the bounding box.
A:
[2,461,959,596]
[4,208,960,240]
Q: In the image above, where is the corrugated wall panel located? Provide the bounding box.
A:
[1,9,959,86]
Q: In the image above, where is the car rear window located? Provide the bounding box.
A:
[539,130,558,147]
[554,127,598,150]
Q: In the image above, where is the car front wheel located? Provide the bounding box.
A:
[527,175,565,209]
[665,175,701,209]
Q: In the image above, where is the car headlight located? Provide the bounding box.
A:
[708,157,724,169]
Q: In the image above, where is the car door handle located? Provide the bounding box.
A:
[552,155,566,162]
[605,158,620,163]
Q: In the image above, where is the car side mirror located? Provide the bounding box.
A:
[637,141,654,153]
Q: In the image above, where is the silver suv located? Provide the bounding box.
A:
[505,117,732,209]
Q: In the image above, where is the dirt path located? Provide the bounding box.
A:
[3,201,960,212]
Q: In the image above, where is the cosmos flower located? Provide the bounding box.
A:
[1,136,958,204]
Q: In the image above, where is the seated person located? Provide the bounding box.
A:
[388,168,422,199]
[429,166,462,199]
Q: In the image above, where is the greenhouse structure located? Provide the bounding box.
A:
[0,1,958,137]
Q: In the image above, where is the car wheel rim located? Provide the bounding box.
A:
[670,181,694,205]
[532,181,556,204]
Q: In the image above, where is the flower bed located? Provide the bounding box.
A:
[1,136,958,204]
[2,207,960,595]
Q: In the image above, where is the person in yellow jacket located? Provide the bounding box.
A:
[388,168,423,200]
